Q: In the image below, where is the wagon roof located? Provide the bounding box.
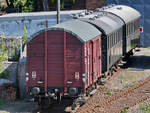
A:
[102,5,141,24]
[79,12,124,35]
[49,20,101,42]
[29,20,101,43]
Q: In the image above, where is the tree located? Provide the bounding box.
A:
[5,0,14,8]
[43,0,49,11]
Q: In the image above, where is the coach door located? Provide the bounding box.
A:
[92,39,101,83]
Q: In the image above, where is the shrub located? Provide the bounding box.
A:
[106,89,112,95]
[0,69,10,79]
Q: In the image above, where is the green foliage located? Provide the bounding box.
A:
[147,46,150,49]
[49,0,77,9]
[124,83,129,88]
[13,0,34,12]
[51,0,55,4]
[22,0,34,12]
[13,0,27,7]
[106,89,112,95]
[11,53,20,61]
[121,108,128,113]
[140,103,150,113]
[0,33,8,62]
[0,98,7,108]
[130,81,137,87]
[0,69,10,78]
[140,104,147,111]
[22,26,28,51]
[72,0,76,4]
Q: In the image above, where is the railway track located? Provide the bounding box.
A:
[75,74,150,113]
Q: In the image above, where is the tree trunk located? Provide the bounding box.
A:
[43,0,49,11]
[5,0,14,7]
[5,0,10,7]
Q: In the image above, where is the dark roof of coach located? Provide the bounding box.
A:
[79,12,124,35]
[102,5,141,24]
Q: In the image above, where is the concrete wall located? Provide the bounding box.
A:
[0,10,84,37]
[18,61,26,98]
[1,61,18,84]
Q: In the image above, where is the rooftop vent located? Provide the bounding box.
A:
[117,7,122,10]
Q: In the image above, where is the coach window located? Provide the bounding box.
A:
[134,21,135,32]
[138,18,140,28]
[116,32,118,43]
[134,20,137,31]
[107,36,109,49]
[108,35,110,49]
[116,32,118,44]
[133,21,134,33]
[118,30,120,42]
[131,22,133,34]
[119,30,120,42]
[110,34,112,48]
[129,23,131,35]
[109,34,112,49]
[135,20,136,31]
[111,34,113,48]
[114,33,115,44]
[126,24,128,36]
[113,33,115,46]
[135,20,137,30]
[114,32,116,45]
[115,32,116,44]
[127,24,129,36]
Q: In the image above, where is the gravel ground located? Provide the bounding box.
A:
[106,48,150,113]
[107,48,150,92]
[128,98,150,113]
[75,48,150,113]
[126,48,150,113]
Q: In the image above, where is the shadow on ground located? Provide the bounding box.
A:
[122,55,150,70]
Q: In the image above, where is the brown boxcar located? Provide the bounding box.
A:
[26,20,102,98]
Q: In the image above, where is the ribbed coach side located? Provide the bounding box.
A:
[79,12,124,73]
[103,5,141,56]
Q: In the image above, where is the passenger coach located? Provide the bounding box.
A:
[102,5,141,56]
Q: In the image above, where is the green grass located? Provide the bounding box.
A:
[106,89,112,95]
[139,103,150,112]
[124,83,129,88]
[121,108,128,113]
[147,46,150,49]
[0,98,7,108]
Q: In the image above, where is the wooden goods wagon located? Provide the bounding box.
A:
[26,20,102,99]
